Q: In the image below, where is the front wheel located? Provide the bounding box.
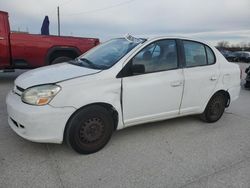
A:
[65,105,114,154]
[200,93,226,123]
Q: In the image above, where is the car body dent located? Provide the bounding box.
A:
[200,49,240,113]
[7,36,241,144]
[51,37,240,129]
[15,62,101,89]
[51,71,124,129]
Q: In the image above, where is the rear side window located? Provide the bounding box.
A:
[205,46,215,64]
[183,40,215,67]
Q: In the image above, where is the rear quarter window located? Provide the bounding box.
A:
[205,46,216,65]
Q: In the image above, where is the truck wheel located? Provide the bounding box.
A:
[51,56,72,64]
[200,93,226,123]
[65,105,114,154]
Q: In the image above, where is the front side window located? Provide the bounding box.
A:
[131,40,178,73]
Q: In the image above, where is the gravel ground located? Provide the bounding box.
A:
[0,63,250,188]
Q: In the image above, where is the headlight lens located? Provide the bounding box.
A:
[21,85,61,106]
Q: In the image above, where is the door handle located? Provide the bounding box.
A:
[171,81,183,87]
[210,76,217,81]
[0,37,4,40]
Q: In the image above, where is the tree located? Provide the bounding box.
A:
[217,41,230,48]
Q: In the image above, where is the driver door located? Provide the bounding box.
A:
[121,39,184,127]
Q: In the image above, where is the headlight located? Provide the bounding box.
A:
[21,85,61,106]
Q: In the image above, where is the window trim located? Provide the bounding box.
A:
[116,39,181,78]
[181,40,216,68]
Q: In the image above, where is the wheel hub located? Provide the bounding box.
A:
[79,117,104,143]
[211,103,220,115]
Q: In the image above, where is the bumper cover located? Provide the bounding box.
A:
[6,91,75,143]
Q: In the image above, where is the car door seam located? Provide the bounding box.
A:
[178,68,185,115]
[120,78,125,127]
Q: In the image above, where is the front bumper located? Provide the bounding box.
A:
[6,91,76,143]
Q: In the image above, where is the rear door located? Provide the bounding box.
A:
[180,40,219,115]
[0,13,11,69]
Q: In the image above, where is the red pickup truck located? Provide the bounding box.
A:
[0,11,99,71]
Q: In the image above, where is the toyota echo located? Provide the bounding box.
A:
[6,35,241,154]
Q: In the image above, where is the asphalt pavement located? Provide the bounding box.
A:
[0,63,250,188]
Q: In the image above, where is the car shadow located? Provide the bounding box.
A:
[112,115,204,139]
[22,115,200,156]
[48,115,209,156]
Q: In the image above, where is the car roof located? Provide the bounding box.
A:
[145,36,214,47]
[117,35,215,48]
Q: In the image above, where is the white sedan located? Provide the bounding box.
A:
[6,35,241,154]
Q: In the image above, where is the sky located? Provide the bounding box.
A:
[0,0,250,45]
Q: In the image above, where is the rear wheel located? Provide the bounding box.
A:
[65,105,114,154]
[51,56,72,64]
[200,93,226,123]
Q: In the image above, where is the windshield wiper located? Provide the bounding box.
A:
[78,58,101,69]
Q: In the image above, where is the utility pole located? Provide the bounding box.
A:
[57,6,60,36]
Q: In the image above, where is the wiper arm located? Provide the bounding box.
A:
[79,58,99,69]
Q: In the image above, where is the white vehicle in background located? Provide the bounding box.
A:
[6,35,241,154]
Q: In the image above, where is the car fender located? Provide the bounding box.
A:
[200,58,240,112]
[49,72,124,130]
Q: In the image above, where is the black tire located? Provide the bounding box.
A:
[245,81,250,89]
[200,93,226,123]
[65,105,114,154]
[51,56,72,64]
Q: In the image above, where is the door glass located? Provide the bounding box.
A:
[183,41,207,67]
[132,40,178,73]
[205,46,215,65]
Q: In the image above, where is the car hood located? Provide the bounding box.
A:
[15,63,101,89]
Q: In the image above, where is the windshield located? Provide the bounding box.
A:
[73,38,144,70]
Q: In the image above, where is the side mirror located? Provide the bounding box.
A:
[131,64,145,74]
